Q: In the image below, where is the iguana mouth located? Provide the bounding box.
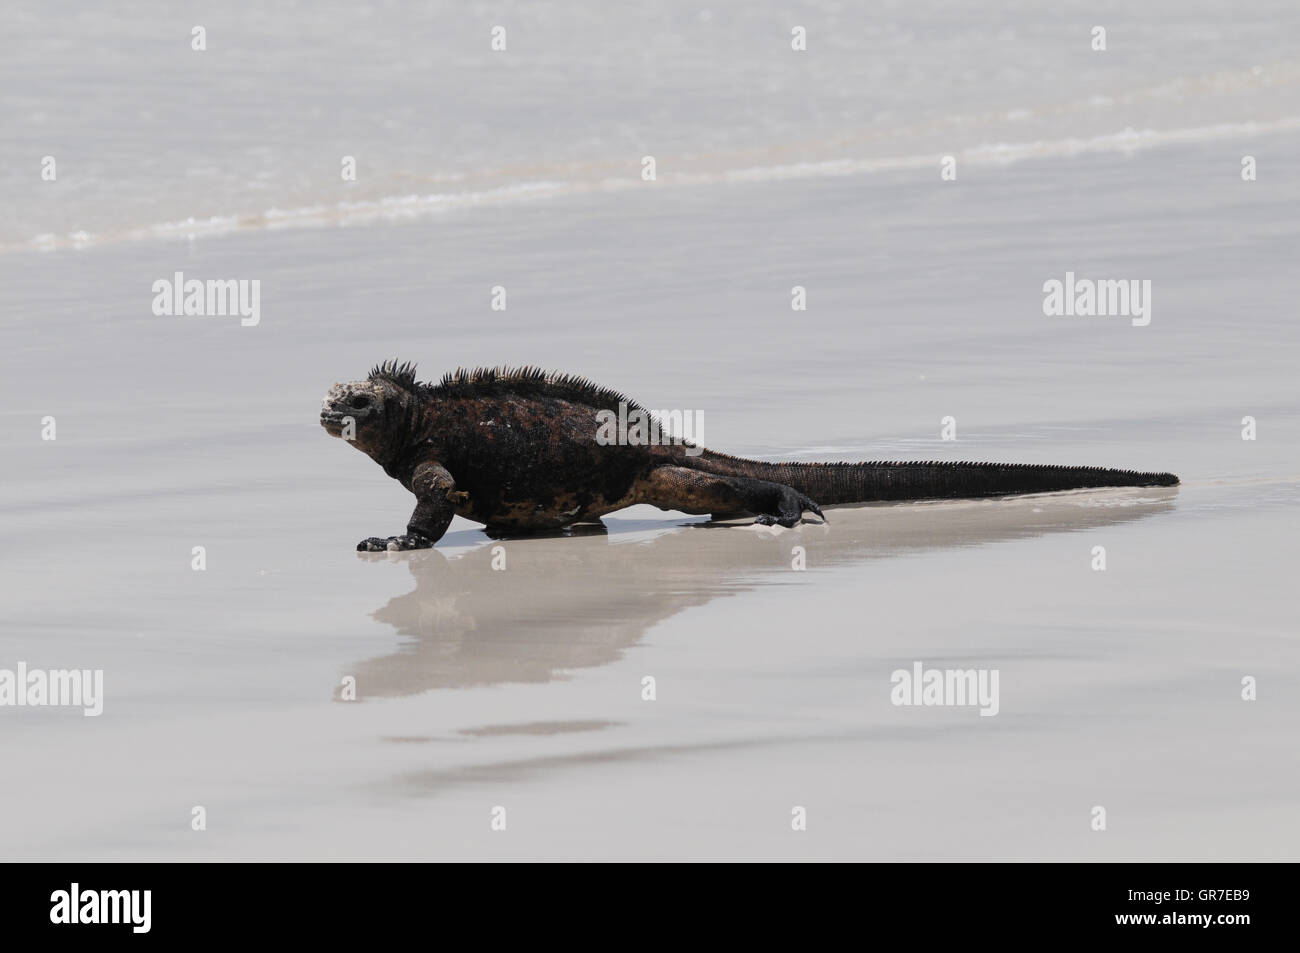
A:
[319,409,348,436]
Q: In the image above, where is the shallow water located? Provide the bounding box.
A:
[1,1,1298,859]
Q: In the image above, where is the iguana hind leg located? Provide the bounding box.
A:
[638,465,824,528]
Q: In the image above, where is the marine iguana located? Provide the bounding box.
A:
[320,361,1179,550]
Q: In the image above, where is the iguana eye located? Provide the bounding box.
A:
[350,394,372,409]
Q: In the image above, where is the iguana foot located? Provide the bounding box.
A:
[753,486,825,527]
[357,533,435,552]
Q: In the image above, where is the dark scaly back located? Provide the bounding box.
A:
[428,365,661,422]
[371,363,1178,502]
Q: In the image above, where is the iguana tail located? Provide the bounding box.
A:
[692,452,1178,505]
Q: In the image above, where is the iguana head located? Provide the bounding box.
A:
[320,360,421,462]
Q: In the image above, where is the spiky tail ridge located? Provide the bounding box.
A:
[693,452,1178,505]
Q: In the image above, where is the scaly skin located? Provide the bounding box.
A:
[320,362,1179,550]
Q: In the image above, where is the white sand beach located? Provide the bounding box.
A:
[1,1,1297,860]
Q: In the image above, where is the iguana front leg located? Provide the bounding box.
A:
[638,465,824,528]
[358,462,459,551]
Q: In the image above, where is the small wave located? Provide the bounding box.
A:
[12,117,1299,254]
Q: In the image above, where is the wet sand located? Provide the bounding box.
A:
[2,1,1298,860]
